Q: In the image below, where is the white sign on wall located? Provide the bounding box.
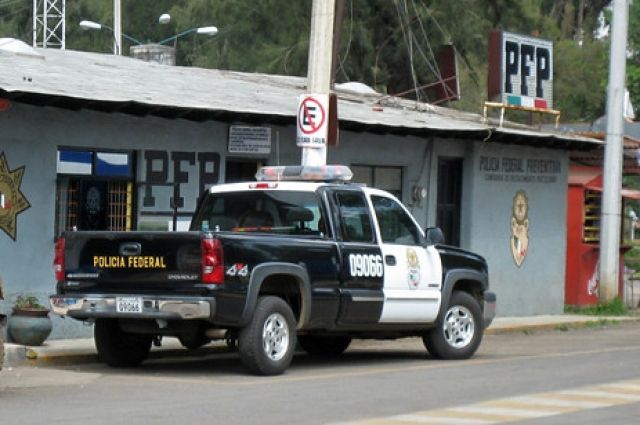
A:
[228,126,271,154]
[296,94,328,148]
[488,31,553,109]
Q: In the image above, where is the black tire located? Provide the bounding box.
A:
[423,291,483,360]
[298,335,352,356]
[94,319,152,367]
[238,296,297,375]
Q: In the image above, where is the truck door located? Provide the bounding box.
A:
[331,189,384,325]
[368,191,442,323]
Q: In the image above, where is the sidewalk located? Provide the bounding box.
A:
[2,314,638,368]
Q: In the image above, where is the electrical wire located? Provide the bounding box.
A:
[335,0,353,82]
[0,4,29,19]
[421,3,481,88]
[394,0,421,101]
[0,0,25,8]
[410,0,443,80]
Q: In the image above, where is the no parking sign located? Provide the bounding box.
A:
[296,94,328,148]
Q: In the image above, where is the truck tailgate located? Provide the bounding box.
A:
[63,231,202,292]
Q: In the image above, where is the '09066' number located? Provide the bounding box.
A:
[349,254,383,277]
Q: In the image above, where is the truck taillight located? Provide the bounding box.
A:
[54,237,65,282]
[201,236,224,284]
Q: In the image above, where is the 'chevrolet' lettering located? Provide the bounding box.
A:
[93,256,167,269]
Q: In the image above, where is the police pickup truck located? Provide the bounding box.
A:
[51,165,495,375]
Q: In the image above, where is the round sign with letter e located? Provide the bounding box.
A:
[296,94,328,148]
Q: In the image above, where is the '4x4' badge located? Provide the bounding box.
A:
[226,263,249,277]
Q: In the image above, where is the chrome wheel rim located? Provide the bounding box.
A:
[442,305,475,349]
[262,312,289,361]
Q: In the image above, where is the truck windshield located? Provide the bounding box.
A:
[191,190,326,236]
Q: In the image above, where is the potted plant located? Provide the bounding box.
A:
[0,278,5,369]
[7,294,52,346]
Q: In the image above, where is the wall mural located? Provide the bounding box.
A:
[0,152,31,240]
[511,190,529,267]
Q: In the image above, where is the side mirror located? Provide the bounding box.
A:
[425,227,444,246]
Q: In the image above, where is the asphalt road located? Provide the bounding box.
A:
[1,322,639,425]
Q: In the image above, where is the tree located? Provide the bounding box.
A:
[0,0,617,122]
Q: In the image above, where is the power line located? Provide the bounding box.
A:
[0,0,25,8]
[0,4,29,20]
[394,0,421,101]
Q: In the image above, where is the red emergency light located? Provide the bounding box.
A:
[0,98,11,112]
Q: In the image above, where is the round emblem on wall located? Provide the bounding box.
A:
[510,190,529,267]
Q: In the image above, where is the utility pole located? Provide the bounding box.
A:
[599,0,629,302]
[301,0,336,167]
[113,0,122,55]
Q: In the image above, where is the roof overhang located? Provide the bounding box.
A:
[0,44,603,151]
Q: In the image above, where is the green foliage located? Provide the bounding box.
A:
[0,0,619,120]
[14,295,47,310]
[627,1,640,113]
[554,39,608,122]
[565,298,629,316]
[624,244,640,274]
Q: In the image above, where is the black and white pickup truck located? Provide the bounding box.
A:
[51,165,496,375]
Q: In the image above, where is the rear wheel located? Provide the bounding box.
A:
[238,296,296,375]
[298,335,352,356]
[94,319,152,367]
[423,291,483,360]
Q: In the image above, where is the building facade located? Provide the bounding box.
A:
[0,43,598,338]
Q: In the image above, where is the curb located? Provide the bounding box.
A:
[1,340,232,368]
[485,315,640,335]
[3,316,639,368]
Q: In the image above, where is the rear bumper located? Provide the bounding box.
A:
[483,291,497,329]
[50,295,215,321]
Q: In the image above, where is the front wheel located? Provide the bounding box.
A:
[94,319,152,367]
[238,296,297,375]
[423,291,483,360]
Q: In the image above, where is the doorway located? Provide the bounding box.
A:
[436,157,463,246]
[225,160,263,183]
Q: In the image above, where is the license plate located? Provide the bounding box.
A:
[116,297,143,313]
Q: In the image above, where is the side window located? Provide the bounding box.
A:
[191,191,327,236]
[371,195,421,245]
[335,191,374,243]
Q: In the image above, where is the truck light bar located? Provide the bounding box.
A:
[255,165,353,182]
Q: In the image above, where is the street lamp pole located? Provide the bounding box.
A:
[157,26,218,46]
[80,17,217,58]
[113,0,121,55]
[79,21,143,49]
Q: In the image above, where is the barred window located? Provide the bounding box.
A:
[55,149,134,235]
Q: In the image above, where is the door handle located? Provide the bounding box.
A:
[385,255,396,266]
[119,242,142,256]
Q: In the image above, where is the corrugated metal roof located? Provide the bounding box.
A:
[0,43,602,149]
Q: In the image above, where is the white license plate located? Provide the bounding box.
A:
[116,297,143,313]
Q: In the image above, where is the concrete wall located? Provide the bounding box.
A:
[0,102,570,339]
[463,142,568,315]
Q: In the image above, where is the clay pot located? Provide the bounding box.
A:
[8,308,52,346]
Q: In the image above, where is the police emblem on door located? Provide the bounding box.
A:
[407,248,421,289]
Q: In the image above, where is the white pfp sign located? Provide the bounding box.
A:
[296,94,328,148]
[488,31,553,109]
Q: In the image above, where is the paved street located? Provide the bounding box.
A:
[1,322,639,425]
